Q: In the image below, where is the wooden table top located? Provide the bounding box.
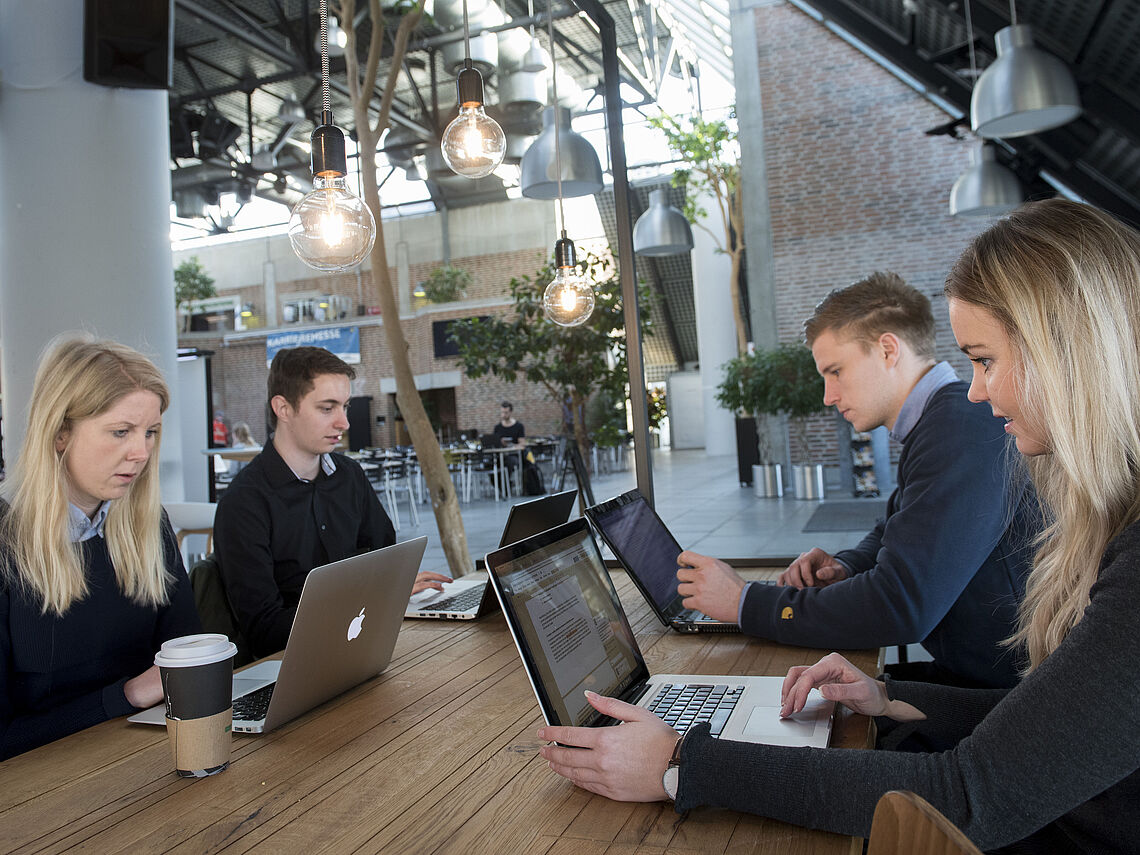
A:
[0,568,881,855]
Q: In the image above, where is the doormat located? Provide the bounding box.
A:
[802,500,888,532]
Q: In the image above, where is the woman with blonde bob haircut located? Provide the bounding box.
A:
[534,199,1140,853]
[1,335,200,760]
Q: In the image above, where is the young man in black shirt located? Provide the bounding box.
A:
[214,347,449,658]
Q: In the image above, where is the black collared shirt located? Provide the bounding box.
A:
[214,439,396,658]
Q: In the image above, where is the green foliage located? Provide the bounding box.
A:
[646,386,667,433]
[716,344,825,462]
[420,264,471,303]
[173,256,216,311]
[647,110,740,248]
[449,251,653,441]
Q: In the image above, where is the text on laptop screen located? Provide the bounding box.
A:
[592,497,682,610]
[493,527,642,726]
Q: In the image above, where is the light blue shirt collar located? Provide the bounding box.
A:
[68,502,109,542]
[890,361,959,444]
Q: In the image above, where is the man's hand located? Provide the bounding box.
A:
[539,692,679,802]
[780,652,925,722]
[412,571,453,595]
[124,665,164,709]
[778,548,850,588]
[676,551,746,622]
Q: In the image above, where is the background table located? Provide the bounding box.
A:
[0,567,881,854]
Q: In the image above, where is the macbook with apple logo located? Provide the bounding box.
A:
[130,536,427,734]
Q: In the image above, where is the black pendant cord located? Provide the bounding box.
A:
[320,0,332,126]
[547,0,566,240]
[462,0,472,68]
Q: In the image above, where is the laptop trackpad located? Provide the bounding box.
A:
[740,695,831,746]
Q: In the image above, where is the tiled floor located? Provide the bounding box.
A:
[397,447,873,576]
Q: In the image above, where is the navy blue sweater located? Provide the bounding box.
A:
[740,382,1035,687]
[0,522,200,760]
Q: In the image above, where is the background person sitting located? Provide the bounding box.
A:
[0,336,200,760]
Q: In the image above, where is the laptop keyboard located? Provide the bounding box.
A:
[647,683,744,738]
[232,683,275,722]
[423,586,483,612]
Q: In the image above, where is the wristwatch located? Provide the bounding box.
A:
[662,732,686,800]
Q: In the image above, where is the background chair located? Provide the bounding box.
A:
[164,501,217,569]
[868,790,982,855]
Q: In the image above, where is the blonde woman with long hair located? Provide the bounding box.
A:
[1,336,200,760]
[534,199,1140,853]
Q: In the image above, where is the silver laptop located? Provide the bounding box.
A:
[405,490,577,620]
[485,519,834,746]
[130,537,426,733]
[586,489,772,634]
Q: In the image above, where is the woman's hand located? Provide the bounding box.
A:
[124,664,164,709]
[780,653,926,722]
[538,691,679,802]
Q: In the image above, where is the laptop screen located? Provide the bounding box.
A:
[587,491,684,614]
[498,489,578,548]
[487,520,648,727]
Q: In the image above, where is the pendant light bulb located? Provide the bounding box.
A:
[442,66,506,178]
[543,237,594,326]
[289,124,376,272]
[289,1,377,272]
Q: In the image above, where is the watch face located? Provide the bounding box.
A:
[663,765,680,800]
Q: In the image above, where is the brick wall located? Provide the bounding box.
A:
[182,245,565,447]
[756,2,991,465]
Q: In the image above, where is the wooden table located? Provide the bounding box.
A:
[0,568,881,854]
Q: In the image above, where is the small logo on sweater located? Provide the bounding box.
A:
[780,606,794,620]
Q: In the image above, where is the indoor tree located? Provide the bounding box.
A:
[336,0,471,577]
[449,250,653,468]
[649,110,747,354]
[173,256,217,333]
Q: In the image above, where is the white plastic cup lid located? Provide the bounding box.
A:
[154,633,237,668]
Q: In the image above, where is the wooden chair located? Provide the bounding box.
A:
[868,791,982,855]
[164,502,218,564]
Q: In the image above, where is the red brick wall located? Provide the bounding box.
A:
[182,245,565,448]
[757,3,990,464]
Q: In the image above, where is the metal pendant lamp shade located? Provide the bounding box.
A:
[970,25,1081,138]
[519,106,603,199]
[949,144,1022,217]
[634,189,694,255]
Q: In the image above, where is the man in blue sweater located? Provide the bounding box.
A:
[678,273,1034,688]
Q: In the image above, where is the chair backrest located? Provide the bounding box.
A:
[188,554,253,666]
[868,791,982,855]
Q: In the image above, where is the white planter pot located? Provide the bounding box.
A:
[792,463,825,501]
[752,464,783,498]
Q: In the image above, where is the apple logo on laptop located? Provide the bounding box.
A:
[347,607,366,641]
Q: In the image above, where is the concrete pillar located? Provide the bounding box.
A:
[0,0,185,499]
[691,191,737,456]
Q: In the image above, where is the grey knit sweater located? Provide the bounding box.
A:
[676,521,1140,854]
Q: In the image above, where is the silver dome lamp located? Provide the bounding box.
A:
[633,188,694,255]
[970,2,1080,138]
[949,144,1022,217]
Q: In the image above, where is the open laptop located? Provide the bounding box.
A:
[405,490,578,620]
[485,519,834,745]
[130,537,427,733]
[587,489,771,633]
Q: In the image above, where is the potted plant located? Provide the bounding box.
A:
[419,263,471,303]
[762,343,828,500]
[716,349,782,497]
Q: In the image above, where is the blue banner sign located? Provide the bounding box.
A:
[266,326,360,366]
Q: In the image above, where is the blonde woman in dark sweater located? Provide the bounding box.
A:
[0,336,199,760]
[537,199,1140,853]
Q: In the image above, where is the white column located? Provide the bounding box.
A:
[0,0,184,499]
[691,191,738,455]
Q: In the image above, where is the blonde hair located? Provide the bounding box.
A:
[231,421,255,446]
[946,199,1140,669]
[1,335,173,616]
